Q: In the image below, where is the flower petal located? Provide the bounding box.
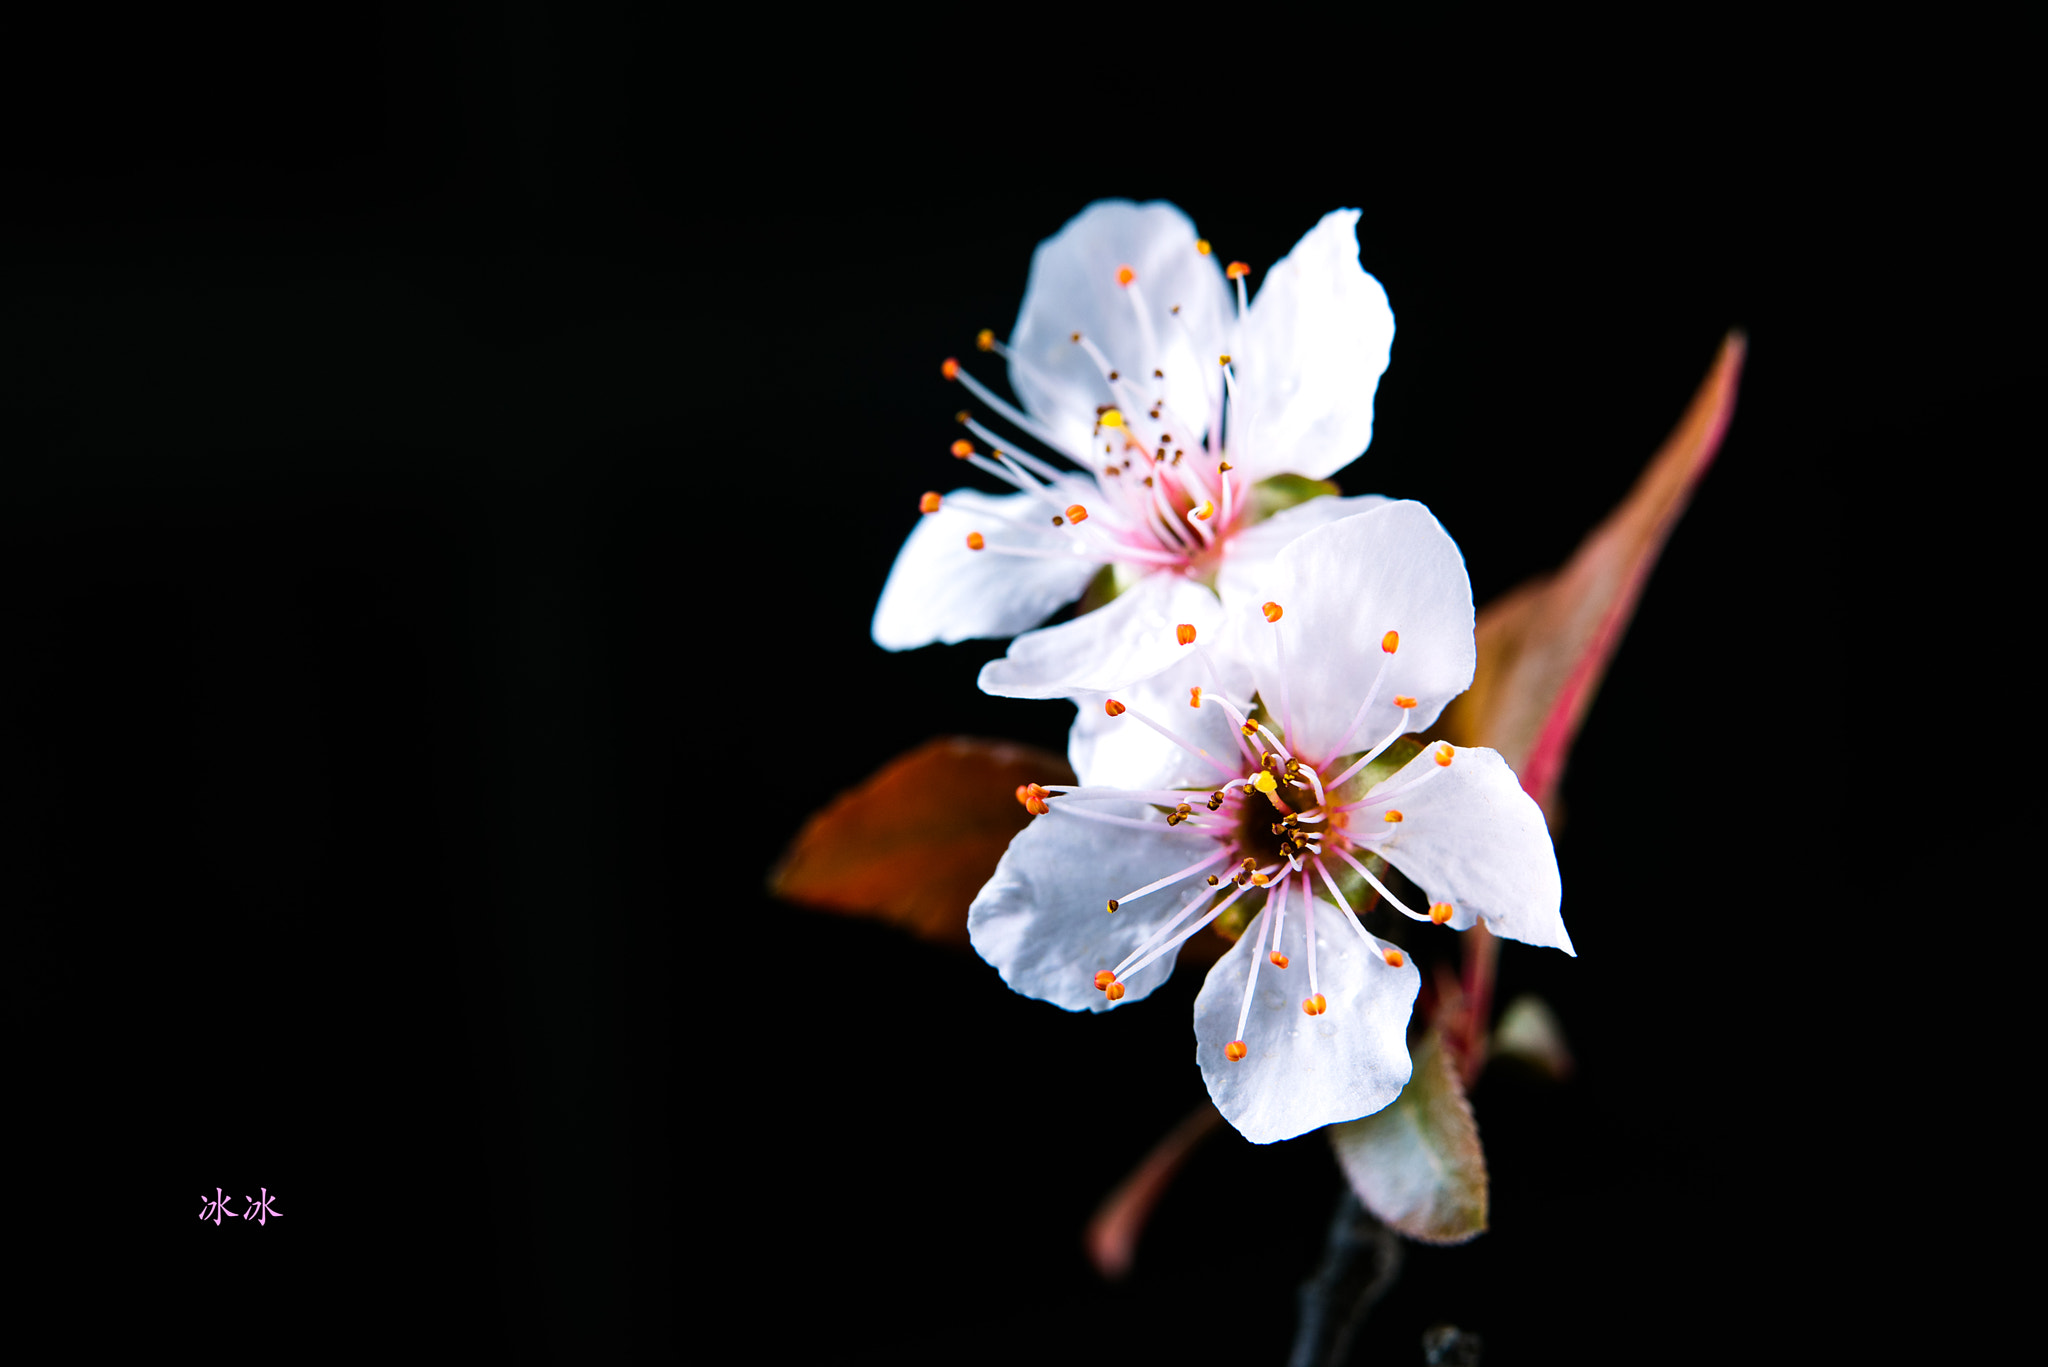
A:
[1213,492,1390,616]
[1229,209,1395,481]
[1008,200,1232,460]
[1066,647,1257,790]
[1374,745,1572,955]
[1240,500,1476,763]
[977,572,1223,701]
[1195,902,1418,1144]
[968,805,1219,1012]
[871,488,1104,650]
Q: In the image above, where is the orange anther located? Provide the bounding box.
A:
[1435,744,1454,767]
[1224,1040,1248,1062]
[1430,902,1454,924]
[1226,261,1250,279]
[1382,630,1400,654]
[965,532,986,551]
[1016,782,1051,816]
[1106,899,1120,913]
[1262,602,1284,623]
[941,357,960,380]
[1303,994,1328,1016]
[1115,265,1135,286]
[1104,981,1126,1001]
[1269,951,1290,969]
[1104,699,1126,717]
[1193,500,1214,521]
[1391,695,1416,711]
[1094,969,1116,991]
[1382,948,1405,968]
[951,438,974,459]
[1176,624,1197,646]
[1196,239,1213,256]
[1065,504,1089,524]
[1383,810,1403,823]
[975,328,995,351]
[1250,872,1271,886]
[1189,686,1203,709]
[919,491,941,514]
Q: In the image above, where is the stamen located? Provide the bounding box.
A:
[1099,408,1125,430]
[1262,601,1284,623]
[1330,845,1433,924]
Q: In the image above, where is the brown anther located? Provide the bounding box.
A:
[919,491,942,514]
[965,532,985,551]
[1224,1040,1248,1062]
[1105,699,1126,717]
[1262,601,1284,623]
[1065,504,1089,524]
[1104,981,1126,1001]
[1207,792,1224,811]
[1108,370,1119,381]
[1381,630,1400,654]
[1234,872,1250,887]
[951,438,974,459]
[1225,261,1250,279]
[1394,694,1417,709]
[941,357,960,380]
[1430,902,1454,924]
[1106,899,1120,913]
[955,410,971,424]
[1175,623,1197,646]
[1243,857,1258,870]
[1189,686,1203,708]
[1207,874,1221,885]
[1153,368,1163,378]
[1166,812,1184,826]
[1050,516,1064,526]
[1070,331,1081,343]
[975,328,995,351]
[1218,461,1233,472]
[1241,720,1259,737]
[1382,948,1406,968]
[1269,951,1290,969]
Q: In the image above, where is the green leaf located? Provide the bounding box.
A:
[1247,473,1341,523]
[1329,1029,1488,1244]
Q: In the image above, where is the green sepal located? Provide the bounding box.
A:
[1247,474,1341,524]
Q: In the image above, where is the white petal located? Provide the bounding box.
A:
[1066,647,1258,790]
[1229,209,1395,482]
[1239,501,1476,763]
[968,805,1220,1012]
[1195,901,1419,1144]
[871,488,1103,650]
[1374,746,1572,955]
[1008,201,1232,459]
[977,572,1224,701]
[1213,493,1390,616]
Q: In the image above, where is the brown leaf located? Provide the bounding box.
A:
[768,736,1074,947]
[1435,331,1746,818]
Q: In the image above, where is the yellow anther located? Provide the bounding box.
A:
[975,328,994,351]
[1196,239,1213,256]
[1252,772,1278,794]
[1218,354,1231,366]
[1099,409,1124,429]
[1193,500,1214,520]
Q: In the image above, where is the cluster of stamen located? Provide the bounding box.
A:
[922,243,1270,580]
[1012,611,1468,1065]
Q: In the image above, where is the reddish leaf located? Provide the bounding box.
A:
[769,736,1074,947]
[1084,1102,1224,1280]
[1436,331,1746,817]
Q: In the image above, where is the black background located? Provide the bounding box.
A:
[6,14,2024,1363]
